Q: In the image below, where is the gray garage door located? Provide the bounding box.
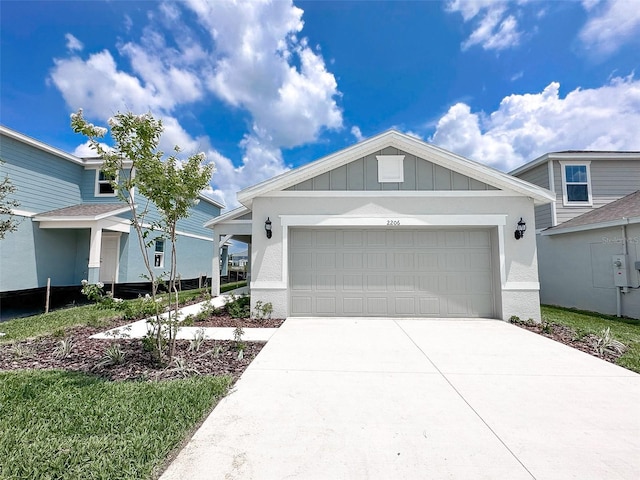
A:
[290,228,495,317]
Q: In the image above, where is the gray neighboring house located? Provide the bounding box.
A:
[207,130,554,321]
[511,152,640,317]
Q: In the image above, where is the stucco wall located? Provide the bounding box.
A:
[538,225,640,318]
[249,194,541,321]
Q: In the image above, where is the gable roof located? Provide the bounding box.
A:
[204,206,250,228]
[544,190,640,235]
[237,130,554,208]
[510,151,640,177]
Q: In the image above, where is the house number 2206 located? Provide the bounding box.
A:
[387,220,400,226]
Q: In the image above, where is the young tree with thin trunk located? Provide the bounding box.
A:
[71,109,215,362]
[0,160,20,240]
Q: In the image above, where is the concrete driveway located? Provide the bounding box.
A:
[160,318,640,480]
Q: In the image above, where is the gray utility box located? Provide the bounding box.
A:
[612,255,629,287]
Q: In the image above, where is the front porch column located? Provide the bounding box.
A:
[211,234,221,297]
[87,226,103,284]
[221,245,229,276]
[247,243,252,284]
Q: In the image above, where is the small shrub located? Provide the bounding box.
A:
[53,337,75,359]
[168,357,200,378]
[227,294,250,318]
[11,344,33,358]
[188,328,206,352]
[592,327,626,357]
[94,343,126,370]
[541,322,553,334]
[509,315,521,324]
[253,300,273,321]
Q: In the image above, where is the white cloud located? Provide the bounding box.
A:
[64,33,83,52]
[447,1,523,51]
[351,126,364,142]
[430,75,640,171]
[187,0,342,148]
[49,0,342,210]
[579,0,640,56]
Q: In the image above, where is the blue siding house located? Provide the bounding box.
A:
[0,125,222,309]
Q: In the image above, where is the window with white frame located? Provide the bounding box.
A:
[95,169,116,196]
[154,240,165,268]
[560,161,592,206]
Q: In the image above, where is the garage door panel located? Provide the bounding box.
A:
[290,228,495,318]
[316,252,336,268]
[366,252,387,269]
[316,297,337,314]
[343,274,363,290]
[343,252,363,269]
[366,297,387,315]
[343,297,364,314]
[367,274,387,291]
[316,274,336,291]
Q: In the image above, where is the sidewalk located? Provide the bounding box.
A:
[90,288,277,342]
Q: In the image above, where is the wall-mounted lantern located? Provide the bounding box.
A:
[514,217,526,240]
[265,217,272,239]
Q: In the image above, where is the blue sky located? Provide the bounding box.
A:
[1,0,639,208]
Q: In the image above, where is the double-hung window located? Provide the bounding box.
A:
[560,161,592,206]
[154,240,165,268]
[95,170,116,196]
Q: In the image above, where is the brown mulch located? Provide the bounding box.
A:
[0,314,282,382]
[190,316,284,328]
[513,321,624,364]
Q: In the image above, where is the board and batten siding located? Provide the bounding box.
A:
[286,147,496,192]
[554,159,640,226]
[0,133,83,213]
[515,162,553,229]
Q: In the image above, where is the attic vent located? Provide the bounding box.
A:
[376,155,405,183]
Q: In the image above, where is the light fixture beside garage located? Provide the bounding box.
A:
[514,217,527,240]
[265,217,272,239]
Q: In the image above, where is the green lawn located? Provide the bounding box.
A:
[0,305,120,342]
[0,370,231,480]
[541,305,640,373]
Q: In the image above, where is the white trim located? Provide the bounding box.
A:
[204,206,251,228]
[510,151,640,176]
[547,160,557,226]
[542,216,640,236]
[560,161,593,207]
[250,281,287,290]
[11,209,36,218]
[237,130,554,207]
[139,222,212,242]
[263,190,521,199]
[502,282,540,291]
[1,126,85,165]
[94,169,117,198]
[279,214,507,228]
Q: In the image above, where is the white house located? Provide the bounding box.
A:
[206,130,554,321]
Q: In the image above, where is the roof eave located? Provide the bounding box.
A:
[238,129,555,207]
[542,216,640,236]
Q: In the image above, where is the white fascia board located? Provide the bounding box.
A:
[33,206,131,223]
[279,214,507,227]
[211,222,252,236]
[84,158,134,169]
[1,125,85,165]
[264,190,524,200]
[204,206,251,228]
[510,151,640,177]
[237,129,554,207]
[197,193,225,210]
[542,216,640,236]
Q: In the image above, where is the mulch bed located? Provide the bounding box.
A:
[513,321,624,364]
[0,314,284,382]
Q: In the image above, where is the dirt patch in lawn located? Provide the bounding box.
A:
[0,314,283,382]
[513,321,625,364]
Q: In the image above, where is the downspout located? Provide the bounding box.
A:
[616,221,629,318]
